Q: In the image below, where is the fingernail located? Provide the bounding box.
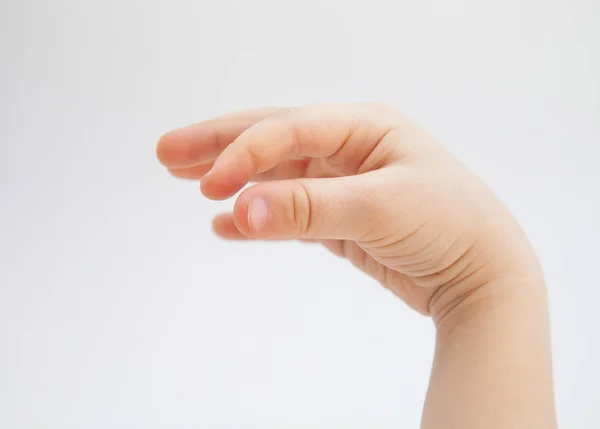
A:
[248,197,269,232]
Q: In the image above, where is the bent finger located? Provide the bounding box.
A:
[156,106,286,168]
[201,104,399,200]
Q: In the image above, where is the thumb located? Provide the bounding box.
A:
[232,173,387,240]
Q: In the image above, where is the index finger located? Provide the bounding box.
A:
[156,107,285,168]
[200,104,398,200]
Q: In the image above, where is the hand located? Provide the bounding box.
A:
[156,103,555,428]
[156,103,542,322]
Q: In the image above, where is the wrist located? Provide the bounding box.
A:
[429,253,547,329]
[428,224,546,327]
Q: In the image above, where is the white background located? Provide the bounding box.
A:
[1,0,598,427]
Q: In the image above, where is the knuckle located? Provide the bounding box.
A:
[243,143,261,171]
[264,111,303,157]
[285,119,304,157]
[291,181,313,236]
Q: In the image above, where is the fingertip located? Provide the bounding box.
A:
[232,190,252,236]
[231,184,275,238]
[211,213,228,232]
[155,129,190,167]
[200,174,240,200]
[155,132,171,165]
[212,213,250,240]
[200,158,253,200]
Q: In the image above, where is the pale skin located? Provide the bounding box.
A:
[156,103,557,428]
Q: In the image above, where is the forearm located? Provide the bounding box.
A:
[421,277,556,429]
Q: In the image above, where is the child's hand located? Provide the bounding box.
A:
[157,103,555,428]
[157,103,541,321]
